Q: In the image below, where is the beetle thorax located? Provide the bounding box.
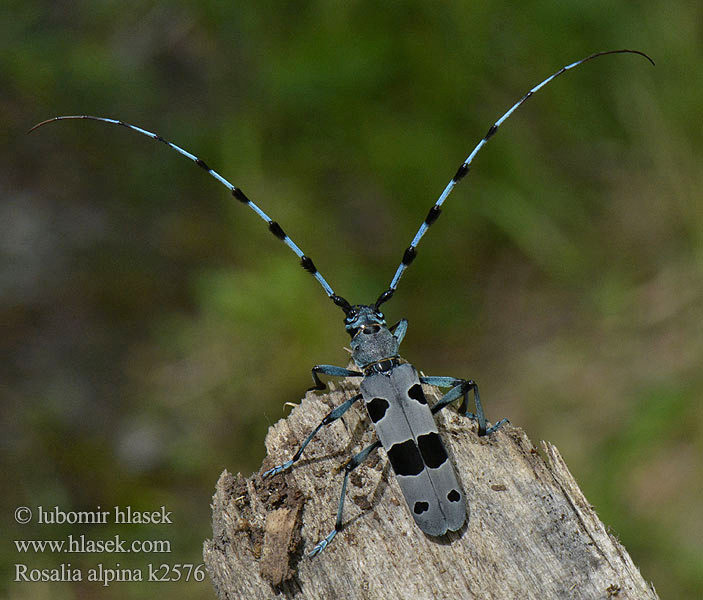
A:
[344,305,400,369]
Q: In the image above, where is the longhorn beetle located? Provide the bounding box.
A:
[31,49,653,557]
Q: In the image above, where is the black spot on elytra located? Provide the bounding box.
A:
[366,397,389,423]
[418,432,448,469]
[414,501,430,515]
[387,440,423,477]
[407,384,427,405]
[447,489,461,503]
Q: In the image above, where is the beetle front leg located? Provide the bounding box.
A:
[309,364,362,391]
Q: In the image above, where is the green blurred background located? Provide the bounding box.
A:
[2,1,701,598]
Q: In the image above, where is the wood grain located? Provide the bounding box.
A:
[204,374,658,599]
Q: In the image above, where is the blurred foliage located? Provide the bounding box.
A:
[2,1,701,598]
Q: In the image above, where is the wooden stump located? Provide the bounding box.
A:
[203,374,658,599]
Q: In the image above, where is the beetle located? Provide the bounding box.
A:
[30,49,653,556]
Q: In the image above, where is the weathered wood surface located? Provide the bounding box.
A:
[203,375,658,600]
